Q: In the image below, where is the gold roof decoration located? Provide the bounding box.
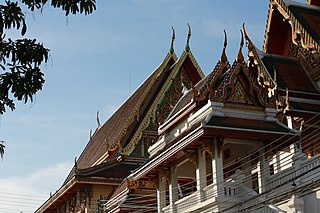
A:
[120,28,205,155]
[170,26,175,54]
[88,32,179,163]
[243,23,275,91]
[120,50,205,155]
[185,23,191,52]
[220,30,228,64]
[111,27,186,155]
[236,29,245,63]
[264,0,320,53]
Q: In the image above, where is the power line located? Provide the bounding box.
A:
[0,191,47,199]
[105,113,320,212]
[0,194,46,202]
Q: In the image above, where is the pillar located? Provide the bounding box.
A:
[258,149,270,193]
[288,194,304,213]
[212,137,224,197]
[196,147,207,202]
[292,141,306,186]
[169,165,178,213]
[157,172,167,213]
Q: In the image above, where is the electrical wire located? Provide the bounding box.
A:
[104,113,320,212]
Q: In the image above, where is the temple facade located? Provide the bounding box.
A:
[36,0,320,212]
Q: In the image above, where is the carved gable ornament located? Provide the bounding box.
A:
[227,80,254,105]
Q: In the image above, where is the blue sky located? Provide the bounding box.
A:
[0,0,279,212]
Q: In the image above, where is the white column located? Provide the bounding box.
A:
[169,166,178,213]
[157,173,167,213]
[196,148,207,202]
[288,194,304,213]
[85,196,89,213]
[212,137,224,198]
[292,141,306,186]
[258,150,270,193]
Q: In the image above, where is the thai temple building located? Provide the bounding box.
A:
[36,0,320,212]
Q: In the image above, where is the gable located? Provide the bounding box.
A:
[208,57,273,110]
[226,80,254,105]
[288,3,320,43]
[264,0,320,55]
[261,54,319,93]
[119,51,204,155]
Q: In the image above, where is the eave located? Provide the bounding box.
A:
[202,125,298,142]
[130,124,204,180]
[35,176,122,213]
[120,50,204,155]
[264,0,320,53]
[158,101,197,135]
[278,88,320,100]
[76,157,146,178]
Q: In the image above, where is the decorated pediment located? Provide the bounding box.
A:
[263,0,320,81]
[227,80,254,105]
[219,62,273,109]
[120,25,205,155]
[208,27,276,109]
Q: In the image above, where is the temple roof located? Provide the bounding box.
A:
[75,52,177,170]
[62,30,205,185]
[60,52,178,185]
[164,34,232,123]
[76,157,146,179]
[284,0,320,42]
[264,0,320,53]
[261,54,320,93]
[205,116,293,134]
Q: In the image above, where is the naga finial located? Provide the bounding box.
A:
[223,29,227,48]
[242,23,253,50]
[236,29,244,63]
[170,26,175,54]
[74,157,78,170]
[285,87,290,111]
[185,23,191,52]
[96,110,101,128]
[273,65,278,89]
[219,30,228,63]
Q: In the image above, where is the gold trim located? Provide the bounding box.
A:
[120,51,204,155]
[224,103,264,112]
[95,53,178,159]
[264,0,320,53]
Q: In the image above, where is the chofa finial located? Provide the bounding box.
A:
[223,29,227,48]
[185,23,191,52]
[74,157,78,169]
[236,29,244,63]
[242,22,253,50]
[96,110,101,128]
[170,26,175,54]
[219,30,228,63]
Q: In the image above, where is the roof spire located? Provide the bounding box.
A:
[219,30,228,63]
[185,23,191,52]
[236,29,244,63]
[285,87,290,111]
[74,157,78,170]
[170,26,175,54]
[273,65,278,89]
[96,110,101,128]
[242,23,253,51]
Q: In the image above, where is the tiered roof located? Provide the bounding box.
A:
[37,1,320,212]
[37,27,205,212]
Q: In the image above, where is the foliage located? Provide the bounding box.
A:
[0,0,96,114]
